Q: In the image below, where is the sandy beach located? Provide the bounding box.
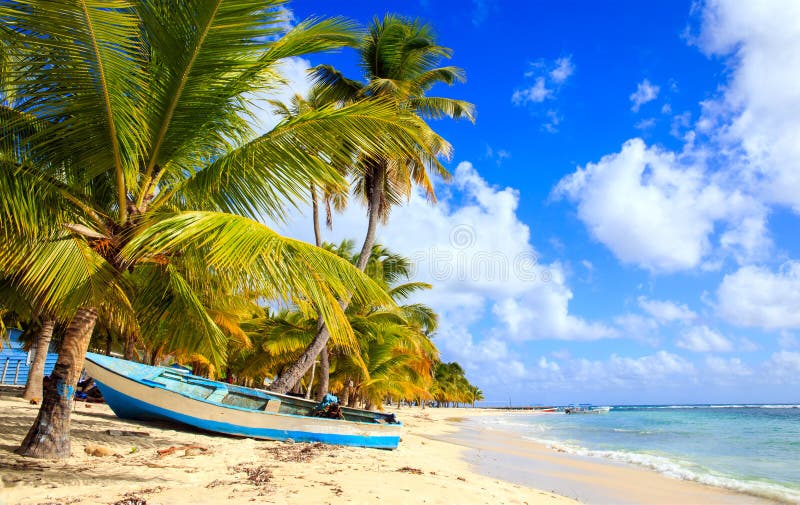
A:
[0,394,781,505]
[0,395,572,505]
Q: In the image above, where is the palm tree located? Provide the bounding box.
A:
[268,14,474,394]
[0,1,435,459]
[238,242,440,407]
[269,88,352,399]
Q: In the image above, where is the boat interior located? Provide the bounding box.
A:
[143,367,398,425]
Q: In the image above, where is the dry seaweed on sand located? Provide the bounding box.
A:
[260,441,333,463]
[112,492,147,505]
[396,466,424,475]
[231,463,274,486]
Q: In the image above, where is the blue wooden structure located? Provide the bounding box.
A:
[85,353,402,449]
[1,329,58,386]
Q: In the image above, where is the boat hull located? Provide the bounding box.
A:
[84,354,401,449]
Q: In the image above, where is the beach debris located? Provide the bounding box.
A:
[396,466,424,475]
[84,444,116,457]
[231,463,273,486]
[206,479,235,488]
[261,441,331,463]
[106,429,150,437]
[156,444,209,458]
[457,476,467,481]
[112,492,147,505]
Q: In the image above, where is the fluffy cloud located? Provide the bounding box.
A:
[638,297,697,323]
[697,0,800,212]
[630,79,660,112]
[676,326,734,352]
[553,138,768,272]
[271,160,613,389]
[717,262,800,330]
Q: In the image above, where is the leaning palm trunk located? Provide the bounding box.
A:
[268,168,384,394]
[310,185,331,401]
[22,317,56,402]
[18,307,98,458]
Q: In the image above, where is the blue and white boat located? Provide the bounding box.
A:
[83,353,402,449]
[562,404,612,414]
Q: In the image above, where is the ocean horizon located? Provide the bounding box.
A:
[475,404,800,504]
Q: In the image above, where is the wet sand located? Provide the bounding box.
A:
[433,416,782,505]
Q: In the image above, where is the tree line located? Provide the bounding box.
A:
[0,0,481,459]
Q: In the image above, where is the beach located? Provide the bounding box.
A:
[0,395,571,505]
[0,394,786,505]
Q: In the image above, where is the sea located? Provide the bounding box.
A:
[478,405,800,504]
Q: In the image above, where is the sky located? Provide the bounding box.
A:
[260,0,800,405]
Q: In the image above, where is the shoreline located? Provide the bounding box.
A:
[0,394,787,505]
[0,395,574,505]
[435,414,784,505]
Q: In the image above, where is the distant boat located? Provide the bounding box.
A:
[563,404,612,414]
[84,353,402,449]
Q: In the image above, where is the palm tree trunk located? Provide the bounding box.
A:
[311,183,323,248]
[123,332,137,360]
[17,307,98,459]
[22,317,56,402]
[268,166,384,395]
[310,184,331,401]
[104,329,112,356]
[313,346,329,402]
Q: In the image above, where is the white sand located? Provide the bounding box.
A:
[0,396,575,505]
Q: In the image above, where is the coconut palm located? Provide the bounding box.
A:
[268,15,474,394]
[268,88,354,398]
[238,242,439,406]
[0,0,440,459]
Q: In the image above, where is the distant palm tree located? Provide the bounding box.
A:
[268,14,474,394]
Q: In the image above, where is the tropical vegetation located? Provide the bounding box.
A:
[0,0,481,460]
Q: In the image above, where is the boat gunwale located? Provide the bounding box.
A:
[85,354,403,428]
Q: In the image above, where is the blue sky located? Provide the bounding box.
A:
[269,0,800,405]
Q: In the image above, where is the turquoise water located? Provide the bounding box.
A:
[482,405,800,503]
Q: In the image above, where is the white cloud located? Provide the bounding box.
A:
[538,356,560,372]
[637,296,697,323]
[630,79,660,112]
[614,314,659,344]
[247,57,312,135]
[717,261,800,330]
[571,351,695,386]
[550,57,574,83]
[512,77,551,105]
[271,159,614,389]
[497,351,695,393]
[553,138,769,272]
[697,0,800,213]
[634,118,656,130]
[512,57,574,132]
[541,109,562,133]
[763,351,800,383]
[676,325,734,352]
[705,356,752,378]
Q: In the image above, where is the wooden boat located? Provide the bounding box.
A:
[83,353,402,449]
